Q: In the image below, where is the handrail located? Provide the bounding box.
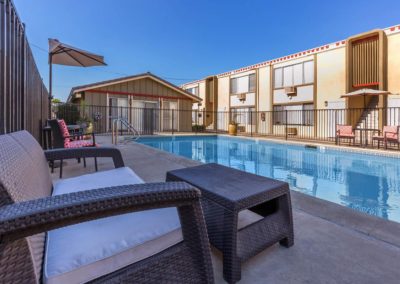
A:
[111,117,140,145]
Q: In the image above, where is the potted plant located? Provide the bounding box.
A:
[228,121,238,136]
[77,115,93,139]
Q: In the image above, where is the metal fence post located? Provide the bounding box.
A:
[215,110,218,133]
[250,109,253,137]
[334,109,338,144]
[119,106,122,136]
[172,109,174,135]
[196,109,198,134]
[285,110,288,140]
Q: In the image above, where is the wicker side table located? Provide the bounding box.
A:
[167,163,294,284]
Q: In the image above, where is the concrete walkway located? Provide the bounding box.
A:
[53,136,400,284]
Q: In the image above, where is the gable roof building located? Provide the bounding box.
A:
[67,72,200,134]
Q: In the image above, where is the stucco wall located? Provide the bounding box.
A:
[316,47,346,109]
[217,76,230,111]
[258,66,271,111]
[387,32,400,97]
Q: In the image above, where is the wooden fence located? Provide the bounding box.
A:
[0,0,48,143]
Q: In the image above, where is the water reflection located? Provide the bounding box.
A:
[139,136,400,222]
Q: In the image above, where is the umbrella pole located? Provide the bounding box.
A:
[48,54,53,119]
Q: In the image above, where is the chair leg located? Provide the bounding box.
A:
[59,159,63,179]
[83,158,87,168]
[77,158,81,163]
[51,160,55,173]
[94,157,98,172]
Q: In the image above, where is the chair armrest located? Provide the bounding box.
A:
[44,147,124,168]
[384,131,398,139]
[0,182,200,243]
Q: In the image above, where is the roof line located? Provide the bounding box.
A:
[181,23,400,86]
[69,72,201,102]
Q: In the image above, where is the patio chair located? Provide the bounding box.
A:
[336,124,355,146]
[372,125,400,149]
[48,119,97,178]
[0,130,214,284]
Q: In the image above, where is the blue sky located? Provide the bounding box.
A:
[14,0,400,101]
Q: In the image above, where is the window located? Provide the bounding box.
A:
[249,74,256,92]
[274,68,283,88]
[274,60,314,88]
[273,105,284,124]
[231,107,256,125]
[186,86,199,96]
[283,66,293,87]
[230,74,256,94]
[293,63,303,85]
[303,103,314,125]
[273,104,314,125]
[303,61,314,84]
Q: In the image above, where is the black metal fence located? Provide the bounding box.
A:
[0,0,48,142]
[55,103,400,149]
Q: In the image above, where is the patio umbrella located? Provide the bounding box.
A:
[340,88,392,108]
[48,38,106,118]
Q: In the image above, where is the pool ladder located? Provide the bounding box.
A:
[112,117,140,145]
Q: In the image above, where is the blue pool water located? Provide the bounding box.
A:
[137,135,400,223]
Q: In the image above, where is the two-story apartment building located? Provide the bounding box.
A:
[182,25,400,138]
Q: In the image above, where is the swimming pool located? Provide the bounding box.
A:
[137,135,400,223]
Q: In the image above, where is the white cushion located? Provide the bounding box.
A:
[51,166,145,195]
[45,167,183,284]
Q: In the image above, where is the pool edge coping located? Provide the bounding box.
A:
[131,140,400,249]
[135,133,400,158]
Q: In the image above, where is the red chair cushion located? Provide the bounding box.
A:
[57,119,71,147]
[383,126,398,140]
[337,125,354,137]
[65,140,97,148]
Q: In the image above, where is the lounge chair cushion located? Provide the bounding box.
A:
[44,167,183,284]
[66,139,96,148]
[337,125,354,137]
[383,126,398,140]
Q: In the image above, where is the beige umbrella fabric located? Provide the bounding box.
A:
[49,38,106,67]
[48,39,106,118]
[340,88,392,98]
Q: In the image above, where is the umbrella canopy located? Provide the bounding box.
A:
[340,88,392,98]
[49,38,106,67]
[47,39,106,119]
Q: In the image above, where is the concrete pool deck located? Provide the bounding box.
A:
[53,136,400,284]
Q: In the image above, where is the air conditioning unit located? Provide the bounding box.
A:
[237,93,246,102]
[285,87,297,96]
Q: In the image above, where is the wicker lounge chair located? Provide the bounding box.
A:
[372,125,400,149]
[336,124,355,146]
[0,131,213,284]
[48,119,97,177]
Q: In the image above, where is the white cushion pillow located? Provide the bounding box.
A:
[44,167,183,284]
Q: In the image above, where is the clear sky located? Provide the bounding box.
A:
[14,0,400,101]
